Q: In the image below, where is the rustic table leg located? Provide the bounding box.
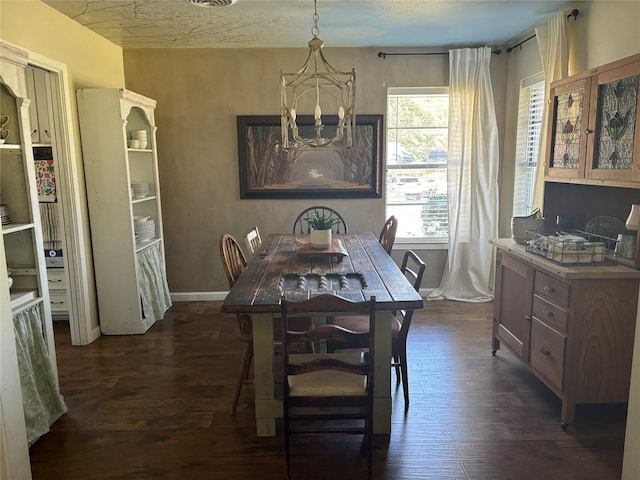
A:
[252,313,280,437]
[373,310,392,434]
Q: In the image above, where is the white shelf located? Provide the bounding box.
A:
[0,143,22,152]
[2,222,35,235]
[9,289,41,313]
[135,237,161,253]
[131,195,156,204]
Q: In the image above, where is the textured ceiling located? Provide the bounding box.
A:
[41,0,574,49]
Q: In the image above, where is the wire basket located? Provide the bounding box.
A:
[525,230,617,265]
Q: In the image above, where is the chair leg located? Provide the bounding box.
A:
[393,352,401,386]
[366,416,373,479]
[230,341,253,416]
[284,408,291,478]
[399,347,409,409]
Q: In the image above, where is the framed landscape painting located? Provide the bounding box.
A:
[237,114,383,199]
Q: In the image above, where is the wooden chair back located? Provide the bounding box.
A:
[243,226,262,255]
[292,206,348,234]
[378,215,398,254]
[280,293,376,478]
[219,234,252,338]
[396,250,426,340]
[219,233,248,289]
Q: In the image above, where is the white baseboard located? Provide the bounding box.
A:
[170,291,229,302]
[170,290,433,302]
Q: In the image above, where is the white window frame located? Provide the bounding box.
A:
[513,73,545,218]
[386,87,449,246]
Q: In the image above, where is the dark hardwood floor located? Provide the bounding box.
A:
[29,300,626,479]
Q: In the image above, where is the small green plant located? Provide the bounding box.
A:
[305,211,341,230]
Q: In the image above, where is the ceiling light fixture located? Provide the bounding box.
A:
[186,0,238,7]
[280,0,356,150]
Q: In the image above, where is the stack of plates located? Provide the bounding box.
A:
[1,205,10,225]
[131,181,150,198]
[134,217,155,242]
[130,129,148,149]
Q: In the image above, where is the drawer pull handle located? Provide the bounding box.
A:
[540,347,551,356]
[51,301,66,305]
[543,309,553,318]
[48,279,63,283]
[543,285,555,293]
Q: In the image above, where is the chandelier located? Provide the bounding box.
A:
[280,0,356,150]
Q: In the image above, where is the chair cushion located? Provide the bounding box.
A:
[288,352,367,396]
[329,315,401,336]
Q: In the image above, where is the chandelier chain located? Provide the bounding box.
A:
[312,0,320,38]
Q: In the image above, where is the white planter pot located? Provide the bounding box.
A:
[310,229,332,249]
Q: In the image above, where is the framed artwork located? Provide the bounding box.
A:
[237,114,383,199]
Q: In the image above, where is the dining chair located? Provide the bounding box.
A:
[292,206,348,234]
[280,293,376,479]
[327,250,426,409]
[219,233,253,416]
[378,215,398,255]
[243,225,262,255]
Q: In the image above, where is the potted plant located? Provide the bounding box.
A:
[305,211,340,249]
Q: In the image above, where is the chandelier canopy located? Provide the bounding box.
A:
[280,0,356,150]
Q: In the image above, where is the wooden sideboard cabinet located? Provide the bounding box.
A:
[491,238,640,428]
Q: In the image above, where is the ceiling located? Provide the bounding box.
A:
[41,0,574,49]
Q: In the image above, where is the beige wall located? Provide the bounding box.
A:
[123,47,508,293]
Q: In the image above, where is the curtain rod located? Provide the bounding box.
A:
[378,49,502,59]
[506,8,579,53]
[379,8,579,59]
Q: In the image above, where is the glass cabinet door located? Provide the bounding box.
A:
[545,77,591,179]
[586,62,640,182]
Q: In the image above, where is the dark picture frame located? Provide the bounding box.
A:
[237,115,383,199]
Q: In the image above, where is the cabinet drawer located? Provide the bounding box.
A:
[534,272,570,308]
[532,295,568,333]
[530,318,566,391]
[50,291,69,311]
[47,269,68,290]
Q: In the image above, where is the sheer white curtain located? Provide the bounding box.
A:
[531,11,568,210]
[429,47,499,302]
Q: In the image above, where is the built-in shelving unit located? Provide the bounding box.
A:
[77,88,171,335]
[1,39,65,448]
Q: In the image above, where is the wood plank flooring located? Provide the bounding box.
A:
[29,300,627,479]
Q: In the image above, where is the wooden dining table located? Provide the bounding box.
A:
[221,232,424,437]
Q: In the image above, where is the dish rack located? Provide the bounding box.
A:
[525,230,617,265]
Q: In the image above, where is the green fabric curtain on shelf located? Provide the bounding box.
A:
[13,303,67,445]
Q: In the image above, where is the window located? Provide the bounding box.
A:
[513,75,545,217]
[385,88,449,240]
